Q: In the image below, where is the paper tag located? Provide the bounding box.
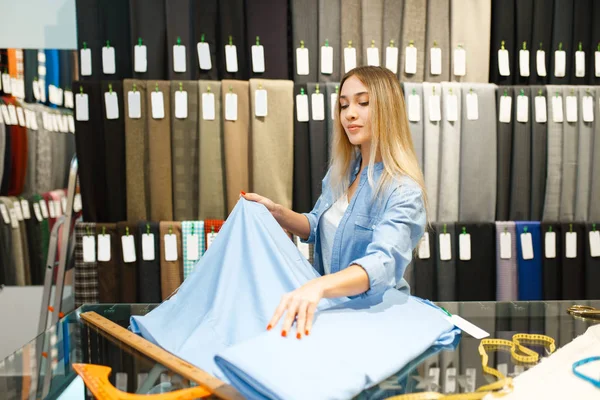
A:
[465,368,477,392]
[252,45,265,73]
[429,94,441,122]
[417,232,430,259]
[583,95,594,122]
[466,92,479,120]
[39,200,49,219]
[1,105,10,125]
[517,94,529,123]
[296,47,309,76]
[48,200,56,218]
[121,234,137,263]
[225,44,238,73]
[32,80,40,100]
[197,42,212,70]
[134,44,147,73]
[104,91,119,119]
[80,48,92,76]
[13,202,23,221]
[164,234,178,261]
[52,114,60,132]
[142,233,155,261]
[330,93,338,120]
[554,50,566,77]
[296,93,309,122]
[445,367,457,393]
[1,73,11,93]
[520,232,534,260]
[430,47,442,75]
[320,45,333,75]
[575,51,585,77]
[83,235,96,263]
[566,231,577,259]
[206,232,218,249]
[545,231,556,259]
[20,200,31,220]
[8,209,17,228]
[566,95,577,122]
[67,115,74,133]
[8,105,18,125]
[55,200,63,216]
[498,49,510,76]
[596,52,600,77]
[255,89,268,117]
[225,92,238,121]
[499,95,512,123]
[151,91,165,119]
[536,50,547,77]
[115,373,128,392]
[429,367,440,389]
[186,234,200,260]
[500,232,512,259]
[446,94,458,122]
[56,88,64,106]
[76,93,89,121]
[407,94,421,122]
[589,231,600,257]
[173,45,187,72]
[344,47,357,73]
[405,45,417,74]
[311,93,325,121]
[385,46,399,74]
[97,234,111,262]
[73,193,82,212]
[367,46,380,66]
[64,90,74,108]
[535,96,547,123]
[202,92,215,120]
[448,314,489,339]
[33,203,43,221]
[16,107,25,127]
[439,233,452,261]
[102,46,116,74]
[295,236,310,260]
[0,204,9,224]
[127,91,141,119]
[454,47,466,76]
[175,90,188,119]
[519,49,530,77]
[459,233,471,261]
[552,95,564,122]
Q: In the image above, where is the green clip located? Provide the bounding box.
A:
[335,85,339,94]
[440,307,452,317]
[540,42,543,50]
[538,89,543,96]
[300,87,305,95]
[86,226,92,236]
[348,40,353,48]
[593,223,596,231]
[155,83,159,92]
[570,223,573,233]
[433,86,436,95]
[587,88,591,95]
[169,226,173,235]
[559,42,563,51]
[504,89,508,97]
[229,35,233,46]
[549,226,552,233]
[462,226,467,235]
[523,41,527,51]
[504,226,508,233]
[102,226,106,235]
[555,91,560,98]
[390,40,395,48]
[211,225,215,234]
[443,224,447,234]
[520,89,525,96]
[256,36,260,46]
[191,224,195,236]
[579,42,583,52]
[470,88,473,94]
[179,82,183,92]
[597,43,600,52]
[207,85,211,93]
[146,223,150,234]
[450,88,453,95]
[177,36,181,46]
[300,40,305,49]
[412,88,416,95]
[133,83,137,92]
[83,41,87,49]
[138,37,143,46]
[106,40,110,48]
[433,40,437,48]
[325,39,329,47]
[315,84,320,94]
[501,40,505,50]
[409,40,414,47]
[229,86,233,93]
[108,83,113,93]
[126,226,130,236]
[371,40,376,48]
[458,44,463,49]
[79,86,83,94]
[571,88,575,96]
[201,33,205,43]
[524,226,528,233]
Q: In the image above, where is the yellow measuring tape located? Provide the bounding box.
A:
[386,333,555,400]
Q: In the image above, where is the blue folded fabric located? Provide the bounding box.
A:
[44,50,60,108]
[515,221,543,300]
[131,198,459,398]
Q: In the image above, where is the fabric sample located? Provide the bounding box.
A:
[341,0,363,75]
[541,222,562,300]
[307,82,329,206]
[128,0,168,79]
[561,222,585,300]
[96,223,119,303]
[590,89,600,220]
[414,225,437,301]
[543,86,564,221]
[291,0,319,83]
[192,0,219,80]
[489,0,515,85]
[292,83,312,213]
[530,86,548,221]
[182,221,205,280]
[361,0,384,70]
[495,221,518,301]
[218,0,248,80]
[117,222,139,303]
[74,222,99,308]
[424,0,450,82]
[515,222,543,300]
[514,0,533,86]
[159,221,183,300]
[318,0,341,82]
[575,87,594,221]
[510,87,532,221]
[419,82,438,219]
[559,87,578,222]
[400,0,427,82]
[570,0,592,85]
[549,0,574,85]
[137,221,162,303]
[496,87,513,221]
[435,222,456,301]
[165,0,195,81]
[455,223,496,301]
[529,0,553,85]
[584,223,600,299]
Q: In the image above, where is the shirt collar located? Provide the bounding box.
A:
[352,153,384,176]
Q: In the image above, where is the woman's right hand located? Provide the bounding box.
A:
[241,192,282,221]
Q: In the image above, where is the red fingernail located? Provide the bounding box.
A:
[296,333,302,339]
[282,330,287,337]
[266,324,272,331]
[305,330,309,336]
[241,191,246,195]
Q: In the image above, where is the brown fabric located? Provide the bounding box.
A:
[222,80,250,214]
[123,79,150,221]
[147,81,174,221]
[96,223,120,303]
[117,222,139,303]
[159,221,183,300]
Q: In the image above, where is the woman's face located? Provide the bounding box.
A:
[339,76,371,146]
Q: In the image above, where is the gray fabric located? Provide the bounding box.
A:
[439,302,459,393]
[324,82,339,162]
[459,83,497,222]
[575,87,594,221]
[543,86,564,221]
[400,0,427,82]
[435,222,455,301]
[0,123,4,187]
[495,221,517,301]
[318,0,341,82]
[33,104,53,194]
[291,0,319,83]
[459,303,496,389]
[383,0,404,75]
[361,0,384,67]
[590,88,600,220]
[0,197,25,286]
[437,82,461,222]
[559,86,578,222]
[307,82,329,205]
[421,82,439,221]
[530,86,547,221]
[510,87,532,221]
[341,0,362,75]
[496,87,513,221]
[450,0,492,83]
[21,102,38,196]
[425,0,450,82]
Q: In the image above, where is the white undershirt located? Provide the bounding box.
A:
[319,195,349,274]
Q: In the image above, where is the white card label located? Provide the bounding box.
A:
[8,105,18,125]
[447,314,489,339]
[535,96,547,123]
[566,232,577,259]
[102,46,116,74]
[500,232,512,259]
[407,94,421,122]
[67,115,75,133]
[16,107,25,127]
[429,368,440,389]
[499,95,512,123]
[73,193,82,212]
[225,92,238,121]
[82,235,96,262]
[385,46,399,74]
[296,47,309,76]
[142,233,155,261]
[459,233,471,261]
[320,45,333,75]
[20,200,31,220]
[13,203,23,221]
[1,105,10,125]
[296,94,309,122]
[121,234,137,263]
[445,368,457,393]
[255,89,268,117]
[186,235,199,260]
[330,93,338,120]
[583,96,594,122]
[115,373,128,392]
[202,92,215,120]
[311,93,325,121]
[134,45,147,73]
[8,209,17,228]
[418,232,430,259]
[454,47,466,76]
[566,95,578,122]
[521,232,534,260]
[127,91,141,119]
[446,94,458,122]
[0,204,9,224]
[33,80,40,100]
[151,91,165,119]
[97,234,111,262]
[1,73,11,93]
[64,90,74,109]
[252,45,265,73]
[498,49,510,76]
[80,48,92,76]
[405,46,417,74]
[344,47,357,73]
[536,50,547,77]
[554,50,566,77]
[552,95,564,122]
[173,45,187,72]
[206,232,218,249]
[439,233,452,261]
[367,46,380,66]
[428,94,441,122]
[48,200,56,218]
[164,234,178,261]
[596,52,600,77]
[75,93,89,121]
[430,47,442,75]
[575,51,585,77]
[197,42,212,70]
[545,231,556,259]
[466,92,479,120]
[517,95,529,123]
[104,91,119,120]
[33,203,43,221]
[225,45,238,73]
[519,49,530,77]
[295,236,310,260]
[589,231,600,257]
[40,200,49,219]
[175,90,188,119]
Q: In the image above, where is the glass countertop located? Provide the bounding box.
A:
[1,300,599,399]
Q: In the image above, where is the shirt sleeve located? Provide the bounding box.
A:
[349,185,426,296]
[301,194,325,244]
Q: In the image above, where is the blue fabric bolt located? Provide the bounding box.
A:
[44,49,60,108]
[515,221,543,300]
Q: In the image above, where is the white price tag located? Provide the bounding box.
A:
[197,42,212,70]
[405,45,417,74]
[64,90,74,108]
[151,91,165,119]
[33,203,43,222]
[385,46,399,74]
[575,51,585,77]
[225,92,238,121]
[206,232,218,249]
[20,200,31,220]
[499,95,512,123]
[102,46,116,74]
[127,91,141,119]
[134,44,147,73]
[1,73,11,93]
[296,93,309,122]
[520,232,534,260]
[295,236,310,260]
[173,45,187,72]
[252,45,265,73]
[428,94,441,122]
[83,235,96,263]
[39,200,49,219]
[429,367,440,389]
[330,93,338,120]
[583,95,594,122]
[104,91,119,120]
[48,200,56,218]
[255,89,268,117]
[186,235,199,260]
[466,92,479,120]
[311,92,325,121]
[175,90,188,119]
[566,231,577,259]
[367,46,380,66]
[115,373,128,392]
[75,93,89,121]
[121,234,137,263]
[554,50,566,77]
[516,94,529,123]
[55,200,63,216]
[439,233,452,261]
[67,115,75,133]
[417,232,430,259]
[296,47,309,76]
[552,95,564,122]
[142,233,155,261]
[447,314,489,339]
[344,47,356,73]
[97,234,111,262]
[225,44,238,73]
[8,209,16,228]
[566,95,578,122]
[80,48,92,76]
[73,193,82,212]
[1,105,10,125]
[498,49,510,76]
[13,203,23,221]
[535,96,547,123]
[16,107,25,127]
[454,47,466,76]
[446,94,458,122]
[33,80,40,100]
[320,45,333,75]
[445,368,457,393]
[56,88,64,106]
[430,47,442,75]
[545,231,556,259]
[202,92,215,120]
[8,105,18,125]
[589,231,600,257]
[500,232,512,259]
[164,234,178,261]
[459,232,471,261]
[519,49,530,77]
[407,94,421,122]
[536,50,547,77]
[0,204,9,224]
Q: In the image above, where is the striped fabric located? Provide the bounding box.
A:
[74,222,99,307]
[182,221,205,280]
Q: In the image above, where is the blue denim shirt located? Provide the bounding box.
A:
[302,156,426,296]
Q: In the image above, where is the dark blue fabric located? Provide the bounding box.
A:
[44,50,60,108]
[516,221,543,300]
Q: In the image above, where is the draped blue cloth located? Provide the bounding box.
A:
[515,221,543,300]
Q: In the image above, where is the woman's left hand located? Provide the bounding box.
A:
[267,279,325,339]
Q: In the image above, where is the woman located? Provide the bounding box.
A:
[242,66,427,339]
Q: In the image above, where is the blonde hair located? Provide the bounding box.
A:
[329,66,428,220]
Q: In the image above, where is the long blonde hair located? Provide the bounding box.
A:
[329,66,428,218]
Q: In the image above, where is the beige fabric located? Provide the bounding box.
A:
[159,222,183,301]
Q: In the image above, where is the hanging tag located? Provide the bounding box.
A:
[60,196,67,213]
[499,95,512,123]
[39,200,49,219]
[127,91,141,119]
[225,44,238,73]
[225,92,238,121]
[445,368,457,393]
[0,105,10,125]
[407,93,421,122]
[80,48,92,76]
[500,232,512,259]
[197,42,212,70]
[121,234,137,263]
[255,89,268,117]
[417,232,430,259]
[75,93,89,121]
[97,233,111,262]
[64,90,74,109]
[429,368,441,389]
[151,91,165,119]
[439,233,452,261]
[52,114,60,132]
[519,49,530,77]
[466,92,479,120]
[175,90,188,119]
[252,44,265,73]
[20,200,31,220]
[173,44,187,72]
[134,44,147,73]
[296,47,309,75]
[430,47,442,75]
[575,50,585,77]
[554,50,566,77]
[67,115,75,133]
[596,51,600,77]
[202,92,215,120]
[320,44,333,75]
[102,46,116,74]
[589,230,600,257]
[385,46,399,74]
[16,107,26,127]
[49,85,58,105]
[83,235,96,263]
[294,236,310,260]
[330,92,338,120]
[447,315,489,339]
[142,233,155,261]
[520,232,534,260]
[498,48,510,76]
[405,45,417,74]
[164,233,178,261]
[0,204,9,224]
[446,94,458,122]
[535,96,547,123]
[33,80,40,100]
[566,231,577,258]
[536,50,547,77]
[367,46,380,66]
[344,47,357,73]
[54,200,63,217]
[552,95,564,122]
[13,202,23,221]
[8,209,17,228]
[56,88,64,106]
[566,95,577,122]
[1,73,11,93]
[311,92,325,121]
[459,232,471,261]
[583,95,594,122]
[296,92,309,122]
[8,105,18,125]
[115,373,128,393]
[33,203,43,222]
[186,234,200,260]
[517,94,529,123]
[206,231,218,249]
[104,91,119,120]
[454,47,466,76]
[73,193,82,212]
[429,94,441,122]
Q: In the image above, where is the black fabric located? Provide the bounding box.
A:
[291,0,319,84]
[530,86,547,221]
[245,0,290,79]
[23,50,38,103]
[307,83,328,205]
[128,0,167,79]
[192,0,220,80]
[59,50,74,90]
[589,0,600,84]
[75,0,103,81]
[455,223,496,301]
[549,0,574,84]
[541,222,562,300]
[137,222,162,303]
[489,0,515,84]
[0,219,13,285]
[218,0,248,80]
[570,0,592,84]
[496,87,513,221]
[530,0,554,85]
[165,0,194,80]
[24,199,43,285]
[585,223,600,299]
[98,0,132,80]
[435,222,456,302]
[515,0,534,85]
[414,225,438,301]
[0,107,12,195]
[292,83,312,213]
[561,222,585,300]
[510,87,532,221]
